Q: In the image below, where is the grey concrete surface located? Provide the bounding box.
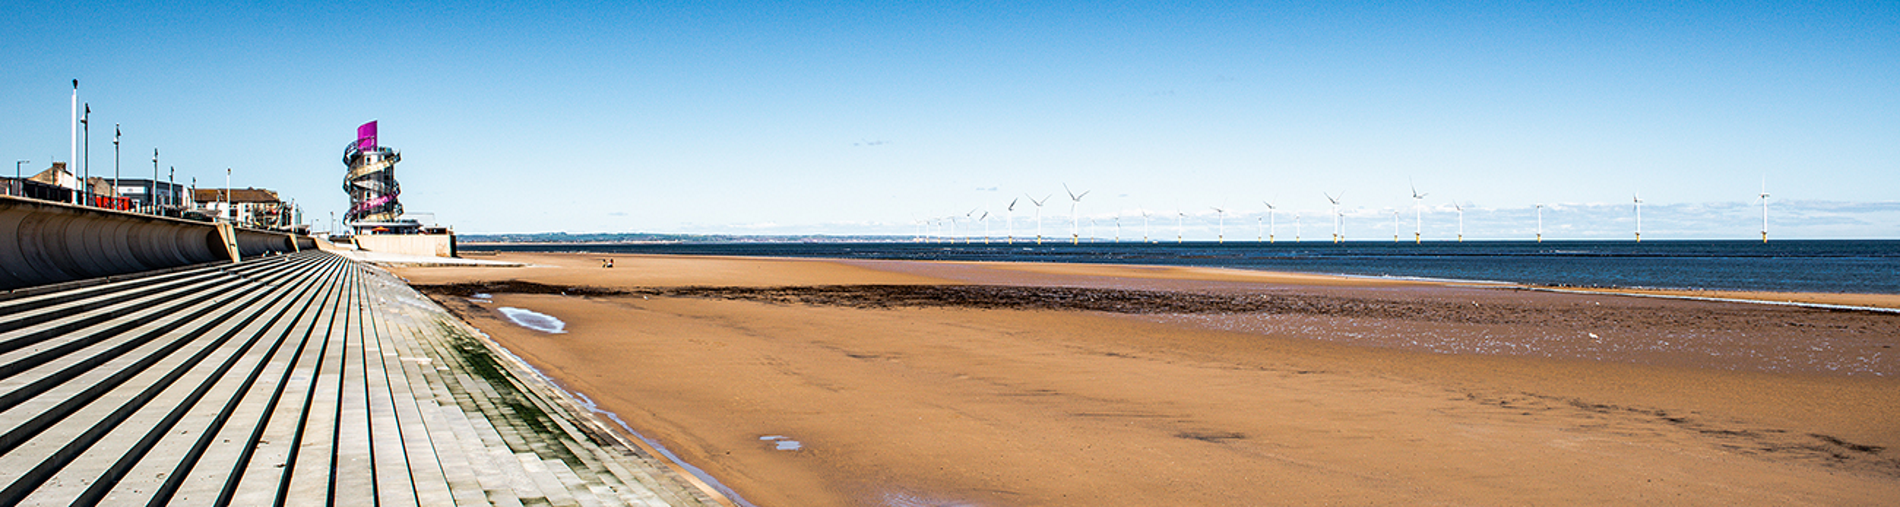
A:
[0,250,725,506]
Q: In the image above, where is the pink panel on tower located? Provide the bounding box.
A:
[356,121,378,151]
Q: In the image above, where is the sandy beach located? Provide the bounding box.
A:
[396,252,1899,506]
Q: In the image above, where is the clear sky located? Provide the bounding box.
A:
[4,1,1896,239]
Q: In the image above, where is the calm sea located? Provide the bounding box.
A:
[474,240,1900,294]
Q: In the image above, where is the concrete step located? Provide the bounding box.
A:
[0,253,326,499]
[0,251,727,506]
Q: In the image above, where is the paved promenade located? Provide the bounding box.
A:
[0,250,725,506]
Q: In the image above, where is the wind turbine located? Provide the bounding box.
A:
[1027,193,1051,244]
[1141,209,1152,243]
[965,208,980,244]
[1391,210,1401,242]
[979,211,991,244]
[1176,210,1186,244]
[1211,206,1227,244]
[1006,197,1019,244]
[1758,178,1770,243]
[1294,213,1301,242]
[1324,192,1343,243]
[1114,214,1122,242]
[1256,215,1263,242]
[1633,193,1643,243]
[1262,201,1278,243]
[1064,184,1090,245]
[1452,202,1465,242]
[1535,204,1545,243]
[1410,182,1428,244]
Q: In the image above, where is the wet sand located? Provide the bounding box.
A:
[398,252,1900,506]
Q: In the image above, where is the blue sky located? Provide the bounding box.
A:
[3,1,1896,238]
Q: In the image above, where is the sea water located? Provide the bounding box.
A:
[478,240,1900,294]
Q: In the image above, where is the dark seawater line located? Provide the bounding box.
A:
[471,240,1900,294]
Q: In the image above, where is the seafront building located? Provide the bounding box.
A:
[112,178,187,211]
[192,187,295,230]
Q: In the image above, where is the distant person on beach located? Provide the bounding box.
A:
[603,258,614,268]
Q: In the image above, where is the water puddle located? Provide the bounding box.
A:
[497,307,567,334]
[469,292,494,304]
[879,489,983,507]
[759,435,802,451]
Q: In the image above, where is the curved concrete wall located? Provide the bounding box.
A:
[0,196,308,291]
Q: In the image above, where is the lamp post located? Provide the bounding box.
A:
[151,149,159,213]
[225,167,232,225]
[80,103,89,205]
[69,80,75,202]
[13,160,26,196]
[112,124,119,209]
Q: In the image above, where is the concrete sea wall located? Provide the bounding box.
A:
[0,195,310,291]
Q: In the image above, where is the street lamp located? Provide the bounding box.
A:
[80,103,89,205]
[151,149,159,212]
[112,124,119,210]
[12,160,26,197]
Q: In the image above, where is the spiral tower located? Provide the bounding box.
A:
[342,121,402,225]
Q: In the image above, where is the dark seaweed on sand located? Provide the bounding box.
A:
[416,280,1898,336]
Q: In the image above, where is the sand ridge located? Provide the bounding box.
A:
[401,252,1899,506]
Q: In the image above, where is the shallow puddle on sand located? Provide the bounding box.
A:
[497,307,567,334]
[758,435,802,451]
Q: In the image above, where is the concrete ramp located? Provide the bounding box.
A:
[0,251,727,506]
